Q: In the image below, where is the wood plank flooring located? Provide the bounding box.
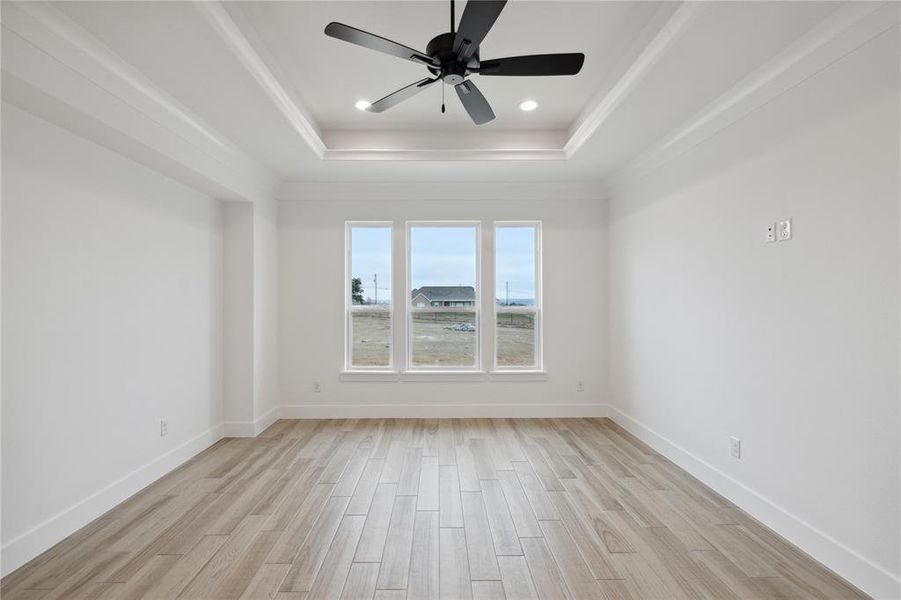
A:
[1,418,868,599]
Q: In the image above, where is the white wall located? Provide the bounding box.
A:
[0,104,224,575]
[607,29,900,598]
[279,198,606,416]
[222,198,279,433]
[223,202,254,425]
[254,197,279,421]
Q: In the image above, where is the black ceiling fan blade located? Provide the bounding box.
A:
[324,22,437,66]
[478,53,585,76]
[453,1,507,62]
[455,79,495,125]
[368,78,438,113]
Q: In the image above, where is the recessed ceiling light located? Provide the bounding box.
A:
[519,100,538,112]
[355,100,371,111]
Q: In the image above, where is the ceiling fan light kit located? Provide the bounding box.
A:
[324,0,584,125]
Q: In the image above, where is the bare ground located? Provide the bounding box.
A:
[351,313,534,367]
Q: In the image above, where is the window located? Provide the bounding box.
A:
[344,220,543,375]
[495,223,541,369]
[346,223,392,369]
[407,223,480,369]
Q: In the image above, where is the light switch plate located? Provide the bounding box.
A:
[765,223,776,243]
[777,219,792,241]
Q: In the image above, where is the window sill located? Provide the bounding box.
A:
[339,370,548,382]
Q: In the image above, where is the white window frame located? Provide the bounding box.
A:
[345,221,394,372]
[405,221,482,372]
[493,221,543,372]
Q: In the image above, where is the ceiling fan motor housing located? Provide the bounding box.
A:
[426,32,474,85]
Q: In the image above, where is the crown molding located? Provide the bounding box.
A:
[195,1,702,162]
[564,1,705,158]
[278,181,608,202]
[5,0,888,180]
[605,1,901,192]
[0,0,708,167]
[1,1,278,201]
[196,2,326,159]
[322,148,567,161]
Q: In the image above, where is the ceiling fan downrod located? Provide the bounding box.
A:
[450,0,455,35]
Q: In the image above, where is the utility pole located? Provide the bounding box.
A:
[374,273,378,305]
[505,281,509,306]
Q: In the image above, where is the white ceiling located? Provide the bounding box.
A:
[232,1,665,132]
[8,1,888,190]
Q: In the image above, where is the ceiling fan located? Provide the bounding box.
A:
[324,0,584,125]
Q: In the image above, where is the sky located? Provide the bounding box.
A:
[351,225,535,304]
[411,227,477,290]
[495,226,535,303]
[351,226,392,303]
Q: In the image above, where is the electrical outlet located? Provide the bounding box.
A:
[313,382,322,393]
[160,419,168,437]
[576,381,584,392]
[730,436,741,459]
[777,218,792,241]
[765,223,776,243]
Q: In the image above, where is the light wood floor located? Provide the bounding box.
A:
[2,418,866,600]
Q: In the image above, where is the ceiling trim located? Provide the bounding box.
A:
[196,2,327,159]
[6,0,885,180]
[279,181,607,202]
[322,149,567,161]
[605,1,901,191]
[1,1,279,201]
[196,0,707,162]
[564,1,704,159]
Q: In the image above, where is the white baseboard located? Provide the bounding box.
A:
[279,403,609,419]
[606,405,901,600]
[222,406,280,437]
[0,424,224,578]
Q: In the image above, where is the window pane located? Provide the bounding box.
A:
[411,312,476,367]
[350,226,391,369]
[496,312,536,367]
[409,225,478,369]
[351,227,391,306]
[495,226,535,307]
[351,310,391,367]
[410,227,476,292]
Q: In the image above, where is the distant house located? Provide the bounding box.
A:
[411,286,476,308]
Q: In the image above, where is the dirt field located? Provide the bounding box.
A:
[411,315,477,366]
[351,312,535,367]
[351,313,391,366]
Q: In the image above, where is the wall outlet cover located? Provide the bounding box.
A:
[730,436,741,459]
[777,218,792,241]
[765,223,776,243]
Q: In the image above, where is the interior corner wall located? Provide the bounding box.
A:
[223,201,254,427]
[606,29,900,598]
[278,197,607,417]
[0,103,224,576]
[222,197,279,433]
[253,197,279,423]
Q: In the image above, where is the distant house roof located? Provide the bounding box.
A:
[411,286,476,302]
